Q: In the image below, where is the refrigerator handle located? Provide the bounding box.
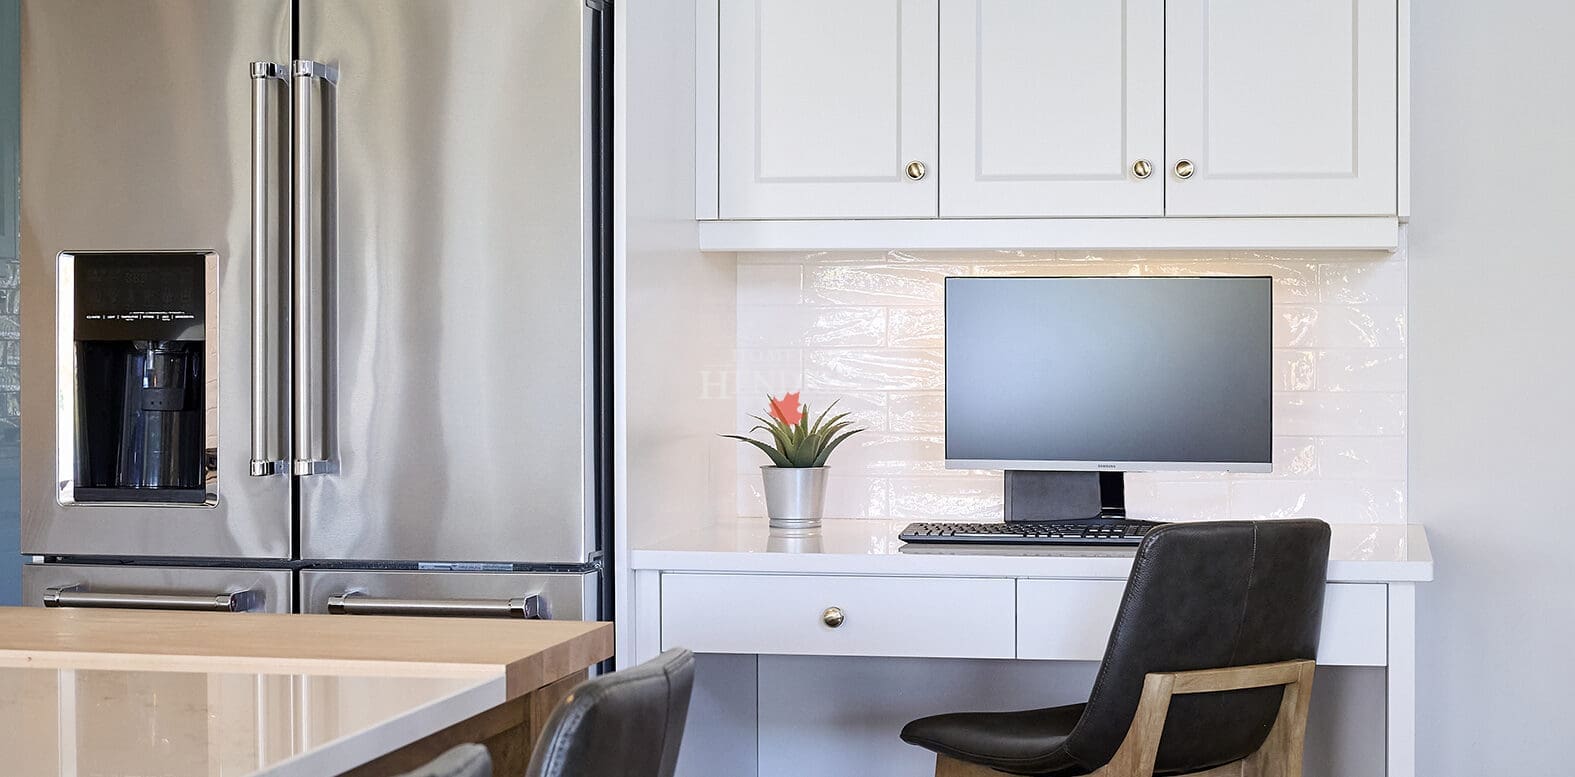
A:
[43,585,261,613]
[250,61,288,477]
[326,592,552,619]
[292,60,338,476]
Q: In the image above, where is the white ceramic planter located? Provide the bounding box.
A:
[761,466,829,529]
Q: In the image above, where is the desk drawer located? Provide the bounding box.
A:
[1016,580,1388,666]
[660,573,1016,659]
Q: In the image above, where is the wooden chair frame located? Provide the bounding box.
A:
[935,659,1316,777]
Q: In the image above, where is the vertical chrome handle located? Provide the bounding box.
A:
[292,60,337,476]
[250,62,287,477]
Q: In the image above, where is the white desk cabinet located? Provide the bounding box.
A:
[630,520,1433,777]
[1164,0,1398,216]
[717,0,938,219]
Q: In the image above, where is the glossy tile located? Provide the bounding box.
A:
[738,306,886,348]
[887,476,1005,521]
[887,307,945,348]
[1318,348,1407,392]
[803,348,945,391]
[1321,261,1407,305]
[1275,393,1407,436]
[804,262,963,305]
[1319,436,1407,480]
[887,392,945,434]
[736,246,1411,524]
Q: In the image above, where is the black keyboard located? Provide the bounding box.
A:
[899,520,1162,546]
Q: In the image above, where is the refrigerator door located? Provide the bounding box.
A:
[299,569,598,621]
[23,563,293,614]
[19,0,295,559]
[296,1,605,564]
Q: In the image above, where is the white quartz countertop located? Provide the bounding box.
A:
[0,663,503,777]
[631,519,1434,583]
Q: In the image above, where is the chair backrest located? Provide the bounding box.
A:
[1063,520,1331,775]
[394,743,492,777]
[526,648,696,777]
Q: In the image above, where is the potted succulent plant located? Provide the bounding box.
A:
[725,392,864,529]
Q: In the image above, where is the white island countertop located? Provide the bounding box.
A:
[631,519,1434,583]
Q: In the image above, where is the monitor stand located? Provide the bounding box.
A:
[1004,470,1135,524]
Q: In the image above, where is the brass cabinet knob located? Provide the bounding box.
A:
[821,606,845,628]
[1131,159,1153,179]
[1174,159,1196,179]
[905,160,927,181]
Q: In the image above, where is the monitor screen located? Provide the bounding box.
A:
[945,276,1272,472]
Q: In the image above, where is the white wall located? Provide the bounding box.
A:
[1409,0,1575,772]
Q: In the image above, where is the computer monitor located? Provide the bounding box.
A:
[944,276,1272,521]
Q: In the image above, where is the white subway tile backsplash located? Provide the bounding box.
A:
[735,248,1410,524]
[1277,350,1319,391]
[888,392,945,434]
[737,264,803,305]
[1321,261,1408,305]
[887,477,1004,521]
[804,348,945,391]
[1311,306,1408,349]
[1276,393,1407,436]
[887,307,945,348]
[1318,349,1407,392]
[1319,436,1407,480]
[805,262,964,305]
[1125,479,1232,521]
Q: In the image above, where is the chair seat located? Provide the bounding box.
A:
[900,703,1092,777]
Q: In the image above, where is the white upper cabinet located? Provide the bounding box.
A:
[1163,0,1398,216]
[701,0,1408,248]
[717,0,939,219]
[940,0,1164,218]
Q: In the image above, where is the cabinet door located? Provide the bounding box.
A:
[940,0,1163,217]
[718,0,938,219]
[1164,0,1397,216]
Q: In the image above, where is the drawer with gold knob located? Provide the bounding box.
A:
[660,573,1015,659]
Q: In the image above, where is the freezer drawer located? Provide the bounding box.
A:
[22,564,292,614]
[300,570,598,621]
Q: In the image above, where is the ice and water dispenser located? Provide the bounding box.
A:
[66,253,214,504]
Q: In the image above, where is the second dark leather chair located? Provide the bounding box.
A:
[901,520,1332,777]
[525,647,696,777]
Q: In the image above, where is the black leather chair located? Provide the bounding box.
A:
[902,520,1331,777]
[525,647,696,777]
[394,743,492,777]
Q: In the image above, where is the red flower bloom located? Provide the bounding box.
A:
[767,392,804,425]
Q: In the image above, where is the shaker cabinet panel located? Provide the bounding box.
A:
[940,0,1164,217]
[718,0,939,219]
[1163,0,1397,216]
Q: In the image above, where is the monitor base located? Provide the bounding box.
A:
[1004,470,1128,523]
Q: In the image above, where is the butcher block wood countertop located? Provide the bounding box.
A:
[0,606,613,698]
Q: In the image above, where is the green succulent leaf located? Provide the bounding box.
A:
[721,434,792,467]
[812,428,863,467]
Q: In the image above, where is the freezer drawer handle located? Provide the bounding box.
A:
[43,585,260,613]
[250,61,289,477]
[326,592,550,619]
[291,59,338,477]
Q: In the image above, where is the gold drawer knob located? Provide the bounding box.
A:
[1174,159,1196,179]
[905,160,927,181]
[821,606,845,628]
[1131,159,1153,179]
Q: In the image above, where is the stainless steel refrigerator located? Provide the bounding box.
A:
[18,0,612,623]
